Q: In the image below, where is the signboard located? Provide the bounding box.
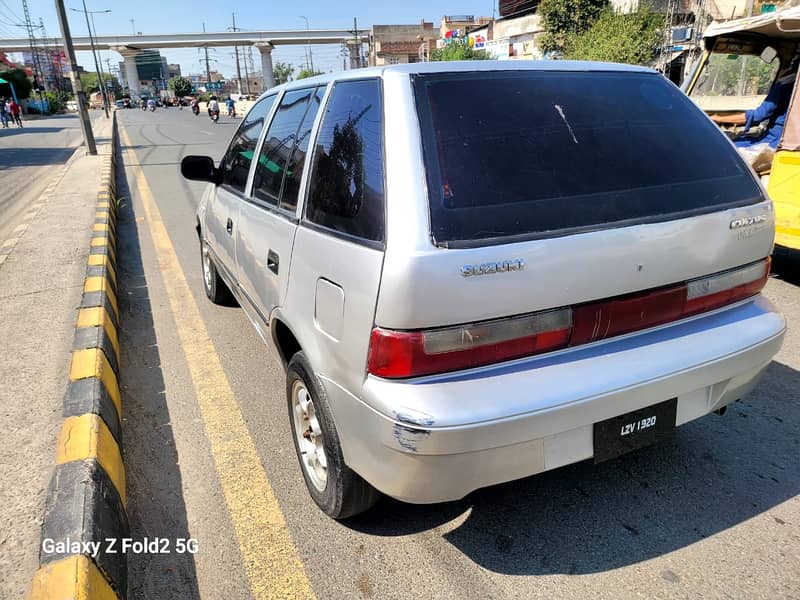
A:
[206,81,223,90]
[468,31,487,49]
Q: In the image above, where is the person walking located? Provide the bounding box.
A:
[8,99,22,127]
[0,98,10,128]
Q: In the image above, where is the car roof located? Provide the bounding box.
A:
[259,60,656,99]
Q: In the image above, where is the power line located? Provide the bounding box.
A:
[0,0,24,24]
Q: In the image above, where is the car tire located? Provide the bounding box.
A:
[200,239,235,306]
[287,351,380,519]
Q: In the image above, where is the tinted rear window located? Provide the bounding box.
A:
[413,71,764,247]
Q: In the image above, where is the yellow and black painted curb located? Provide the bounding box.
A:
[29,113,128,600]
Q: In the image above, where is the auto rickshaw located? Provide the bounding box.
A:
[684,6,800,251]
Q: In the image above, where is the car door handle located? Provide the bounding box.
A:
[226,218,233,235]
[267,250,279,275]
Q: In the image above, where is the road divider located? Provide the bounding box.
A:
[28,113,129,600]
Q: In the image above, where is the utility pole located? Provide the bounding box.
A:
[202,22,212,87]
[22,0,47,112]
[54,0,96,154]
[81,0,109,118]
[129,18,135,34]
[243,47,251,94]
[232,13,243,95]
[351,17,362,69]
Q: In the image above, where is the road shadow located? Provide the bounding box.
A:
[772,249,800,287]
[0,126,66,136]
[0,147,75,169]
[349,361,800,576]
[116,148,201,599]
[0,146,75,168]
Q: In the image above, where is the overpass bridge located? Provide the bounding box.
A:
[0,29,370,93]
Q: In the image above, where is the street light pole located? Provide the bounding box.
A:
[77,0,108,118]
[89,11,113,110]
[299,16,314,73]
[53,0,96,154]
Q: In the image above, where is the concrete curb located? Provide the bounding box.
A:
[28,112,128,600]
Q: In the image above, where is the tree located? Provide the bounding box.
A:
[0,68,33,99]
[168,75,193,98]
[565,8,662,65]
[538,0,609,55]
[79,71,122,100]
[296,69,323,80]
[273,62,294,85]
[430,39,491,61]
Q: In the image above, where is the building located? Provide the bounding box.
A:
[118,49,168,94]
[369,21,436,66]
[168,63,181,79]
[439,14,493,39]
[484,10,543,60]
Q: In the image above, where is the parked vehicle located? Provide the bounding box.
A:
[181,62,785,518]
[684,6,800,252]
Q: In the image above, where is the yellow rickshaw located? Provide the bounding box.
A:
[684,7,800,251]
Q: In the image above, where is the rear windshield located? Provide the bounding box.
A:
[413,71,764,247]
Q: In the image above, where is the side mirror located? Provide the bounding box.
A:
[181,155,220,184]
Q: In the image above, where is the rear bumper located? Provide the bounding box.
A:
[325,296,785,503]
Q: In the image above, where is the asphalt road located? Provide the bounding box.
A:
[116,107,800,600]
[0,112,104,244]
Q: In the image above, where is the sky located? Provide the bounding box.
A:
[0,0,499,80]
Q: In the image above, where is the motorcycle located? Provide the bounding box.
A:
[209,109,220,123]
[191,104,200,116]
[149,104,156,112]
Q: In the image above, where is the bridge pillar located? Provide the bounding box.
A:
[255,42,276,91]
[112,47,141,96]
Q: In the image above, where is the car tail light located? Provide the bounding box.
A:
[367,309,572,378]
[684,258,770,317]
[368,259,770,379]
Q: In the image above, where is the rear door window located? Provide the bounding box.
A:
[220,95,276,193]
[280,87,325,213]
[252,87,317,207]
[413,71,764,247]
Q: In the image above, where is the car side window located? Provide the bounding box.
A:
[280,87,325,213]
[252,87,316,207]
[220,95,276,193]
[305,79,385,243]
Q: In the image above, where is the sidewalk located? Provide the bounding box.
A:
[0,116,115,598]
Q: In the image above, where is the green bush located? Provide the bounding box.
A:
[565,8,662,65]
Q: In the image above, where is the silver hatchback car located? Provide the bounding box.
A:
[182,61,785,518]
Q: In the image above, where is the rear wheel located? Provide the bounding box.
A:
[287,352,380,519]
[200,239,235,305]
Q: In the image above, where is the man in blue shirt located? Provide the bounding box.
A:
[711,56,798,151]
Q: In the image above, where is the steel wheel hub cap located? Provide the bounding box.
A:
[291,381,327,491]
[202,245,212,290]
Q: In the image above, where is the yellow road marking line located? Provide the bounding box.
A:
[28,555,118,600]
[56,414,126,504]
[120,125,315,600]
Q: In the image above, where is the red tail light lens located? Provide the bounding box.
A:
[367,310,572,379]
[368,259,770,379]
[684,258,770,317]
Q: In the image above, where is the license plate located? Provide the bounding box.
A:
[593,398,677,463]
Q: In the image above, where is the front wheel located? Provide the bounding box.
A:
[287,352,380,519]
[200,240,235,305]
